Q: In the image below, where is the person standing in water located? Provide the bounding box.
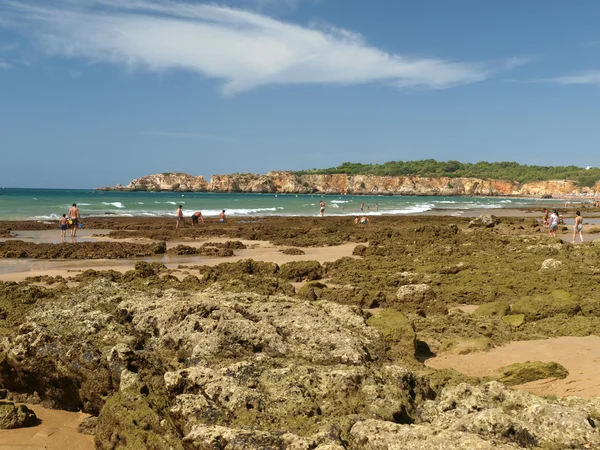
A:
[219,210,227,223]
[548,209,559,237]
[572,211,584,243]
[59,214,68,240]
[68,203,81,238]
[175,205,184,229]
[319,200,326,217]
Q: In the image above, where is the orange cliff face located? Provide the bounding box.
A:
[103,172,597,197]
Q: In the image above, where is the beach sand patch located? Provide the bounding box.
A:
[426,336,600,397]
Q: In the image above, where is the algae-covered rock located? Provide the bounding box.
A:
[497,361,569,385]
[511,290,580,321]
[366,309,416,357]
[279,247,306,255]
[502,314,525,327]
[0,402,37,429]
[394,284,446,315]
[473,301,510,317]
[279,260,323,281]
[77,415,98,435]
[440,337,492,355]
[352,244,367,256]
[296,281,328,301]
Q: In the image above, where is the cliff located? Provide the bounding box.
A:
[100,171,600,197]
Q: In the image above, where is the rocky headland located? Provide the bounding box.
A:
[2,215,600,448]
[99,171,600,196]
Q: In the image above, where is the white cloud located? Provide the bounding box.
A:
[544,71,600,86]
[141,130,238,142]
[0,0,522,94]
[0,59,10,69]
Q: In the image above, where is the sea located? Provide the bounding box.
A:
[0,188,564,222]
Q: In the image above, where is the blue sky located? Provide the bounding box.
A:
[1,0,599,188]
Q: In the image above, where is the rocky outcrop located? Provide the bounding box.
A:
[0,402,37,429]
[101,170,600,196]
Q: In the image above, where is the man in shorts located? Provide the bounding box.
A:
[219,210,227,223]
[69,203,81,238]
[319,200,326,217]
[191,211,204,226]
[572,211,584,243]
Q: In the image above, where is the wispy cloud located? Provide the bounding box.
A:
[0,0,524,94]
[0,59,10,69]
[541,71,600,86]
[141,131,238,142]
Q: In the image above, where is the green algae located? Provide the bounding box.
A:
[474,301,510,317]
[366,309,416,358]
[502,314,525,327]
[279,260,323,282]
[511,290,581,321]
[497,361,569,386]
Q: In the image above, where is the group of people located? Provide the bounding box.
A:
[175,205,227,229]
[319,200,380,217]
[58,203,81,240]
[543,208,584,242]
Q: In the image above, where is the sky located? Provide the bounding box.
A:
[0,0,599,188]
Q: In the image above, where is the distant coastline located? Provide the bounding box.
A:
[99,171,600,198]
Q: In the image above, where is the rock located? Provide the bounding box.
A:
[468,214,498,228]
[366,309,416,358]
[502,314,525,327]
[497,361,569,385]
[418,382,600,449]
[394,284,446,315]
[511,290,580,321]
[279,247,306,255]
[473,301,510,317]
[0,402,37,429]
[541,258,563,270]
[440,337,492,355]
[279,260,323,282]
[352,244,367,256]
[77,415,98,435]
[296,281,328,301]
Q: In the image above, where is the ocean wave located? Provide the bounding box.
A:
[102,202,125,208]
[33,213,60,220]
[383,203,435,214]
[78,203,92,206]
[330,200,350,204]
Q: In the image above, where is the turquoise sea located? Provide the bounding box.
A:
[0,188,557,221]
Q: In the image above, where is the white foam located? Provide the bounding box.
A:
[331,200,350,204]
[78,203,92,206]
[102,202,125,208]
[383,203,435,214]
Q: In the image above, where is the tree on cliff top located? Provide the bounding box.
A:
[293,160,600,186]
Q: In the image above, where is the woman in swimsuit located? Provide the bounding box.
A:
[572,211,583,243]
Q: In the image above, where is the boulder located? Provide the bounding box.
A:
[496,361,568,385]
[0,402,37,429]
[468,214,498,228]
[541,258,563,270]
[366,309,416,357]
[394,284,446,315]
[511,290,580,321]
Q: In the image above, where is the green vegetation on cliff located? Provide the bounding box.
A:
[293,159,600,186]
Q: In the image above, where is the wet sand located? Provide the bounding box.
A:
[426,336,600,398]
[0,404,93,450]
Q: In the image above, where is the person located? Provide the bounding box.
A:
[375,203,379,212]
[191,211,204,226]
[542,208,549,226]
[319,200,326,217]
[68,203,81,237]
[175,205,184,229]
[572,211,584,243]
[354,216,369,225]
[219,210,227,223]
[548,209,559,237]
[360,203,364,212]
[59,214,68,239]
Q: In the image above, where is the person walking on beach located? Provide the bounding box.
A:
[572,211,584,243]
[68,203,81,238]
[548,209,559,238]
[175,205,184,229]
[319,200,326,217]
[191,211,204,226]
[219,210,227,223]
[59,214,68,239]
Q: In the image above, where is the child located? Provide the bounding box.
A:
[59,214,68,238]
